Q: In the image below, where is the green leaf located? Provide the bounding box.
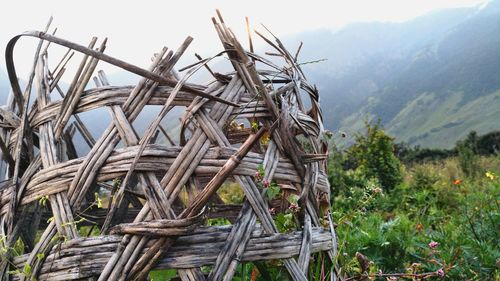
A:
[257,164,265,177]
[251,121,259,131]
[287,194,299,204]
[274,213,288,232]
[274,212,296,233]
[94,192,103,208]
[23,264,32,276]
[265,183,280,200]
[37,195,49,207]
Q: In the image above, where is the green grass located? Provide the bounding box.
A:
[387,89,500,148]
[149,269,177,281]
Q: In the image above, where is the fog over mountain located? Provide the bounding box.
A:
[293,0,500,148]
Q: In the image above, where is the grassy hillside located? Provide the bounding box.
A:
[339,90,500,149]
[388,90,500,148]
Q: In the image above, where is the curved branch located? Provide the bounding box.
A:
[5,31,239,107]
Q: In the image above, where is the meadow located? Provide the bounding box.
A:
[329,125,499,280]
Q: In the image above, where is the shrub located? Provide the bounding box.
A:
[347,120,403,190]
[327,146,349,198]
[457,143,481,179]
[410,165,440,191]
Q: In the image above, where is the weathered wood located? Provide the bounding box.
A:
[9,227,332,281]
[0,11,338,281]
[119,76,247,281]
[298,214,312,274]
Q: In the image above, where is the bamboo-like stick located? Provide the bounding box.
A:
[1,10,337,281]
[10,227,332,281]
[54,38,106,139]
[298,213,312,274]
[6,18,53,238]
[104,76,243,281]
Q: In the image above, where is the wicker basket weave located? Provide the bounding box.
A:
[0,12,337,281]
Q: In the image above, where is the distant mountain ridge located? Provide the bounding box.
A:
[293,0,500,148]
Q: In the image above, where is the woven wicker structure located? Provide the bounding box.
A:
[0,12,337,281]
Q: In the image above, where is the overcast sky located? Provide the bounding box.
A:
[0,0,487,78]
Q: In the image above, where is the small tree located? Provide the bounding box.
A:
[457,144,481,179]
[347,120,403,190]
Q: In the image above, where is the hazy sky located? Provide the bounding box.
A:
[0,0,487,78]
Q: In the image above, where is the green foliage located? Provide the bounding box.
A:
[331,155,500,280]
[327,146,349,197]
[265,182,280,200]
[231,263,252,281]
[275,213,296,233]
[347,120,403,190]
[287,194,299,205]
[457,143,481,179]
[251,120,260,132]
[94,192,103,208]
[409,165,440,191]
[206,218,231,226]
[36,195,49,207]
[328,129,500,280]
[232,262,289,281]
[395,142,455,164]
[474,131,500,155]
[453,131,483,179]
[77,225,101,237]
[149,269,177,281]
[22,264,32,278]
[395,130,500,165]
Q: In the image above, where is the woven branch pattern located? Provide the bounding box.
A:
[0,12,337,281]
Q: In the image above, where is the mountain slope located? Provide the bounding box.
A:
[387,90,500,147]
[292,1,500,148]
